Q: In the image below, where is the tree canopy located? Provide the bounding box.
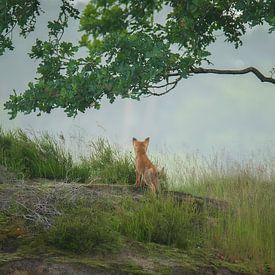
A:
[1,0,275,118]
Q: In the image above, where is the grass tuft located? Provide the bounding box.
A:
[86,138,135,184]
[0,128,72,179]
[46,202,121,253]
[119,194,205,249]
[0,128,137,184]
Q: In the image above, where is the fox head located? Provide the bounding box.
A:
[132,137,150,154]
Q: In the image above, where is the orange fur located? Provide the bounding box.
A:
[132,137,159,193]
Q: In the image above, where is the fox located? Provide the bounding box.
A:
[132,137,160,193]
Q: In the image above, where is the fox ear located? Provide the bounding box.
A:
[132,137,137,145]
[144,137,150,150]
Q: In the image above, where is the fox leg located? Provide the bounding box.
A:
[135,171,142,187]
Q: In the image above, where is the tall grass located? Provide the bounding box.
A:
[0,128,135,184]
[167,154,275,267]
[85,138,135,184]
[0,128,72,179]
[206,178,274,266]
[119,194,205,249]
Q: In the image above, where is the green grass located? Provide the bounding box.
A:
[166,154,275,268]
[43,195,205,255]
[203,178,273,266]
[85,138,135,184]
[119,194,205,249]
[46,201,121,253]
[1,127,274,270]
[0,128,72,179]
[0,128,136,184]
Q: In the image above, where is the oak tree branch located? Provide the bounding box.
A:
[191,67,275,84]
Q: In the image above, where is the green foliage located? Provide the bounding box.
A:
[46,204,121,253]
[0,0,40,55]
[1,1,275,118]
[120,195,205,249]
[0,0,79,54]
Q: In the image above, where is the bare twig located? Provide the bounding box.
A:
[147,76,182,96]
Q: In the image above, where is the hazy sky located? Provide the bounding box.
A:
[1,1,275,159]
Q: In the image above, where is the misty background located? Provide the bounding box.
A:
[1,0,275,160]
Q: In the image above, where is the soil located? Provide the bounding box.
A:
[0,259,124,275]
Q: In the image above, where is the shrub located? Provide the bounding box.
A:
[46,205,120,253]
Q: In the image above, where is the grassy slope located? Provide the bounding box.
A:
[0,182,259,274]
[0,128,274,273]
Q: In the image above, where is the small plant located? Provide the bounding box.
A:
[46,204,121,253]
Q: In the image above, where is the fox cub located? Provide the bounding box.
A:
[132,137,159,193]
